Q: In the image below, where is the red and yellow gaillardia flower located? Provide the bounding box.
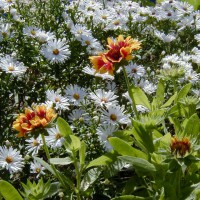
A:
[89,35,141,75]
[170,136,191,157]
[13,104,57,137]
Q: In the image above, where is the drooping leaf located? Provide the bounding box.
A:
[57,117,73,137]
[50,157,73,165]
[0,180,23,200]
[108,137,147,159]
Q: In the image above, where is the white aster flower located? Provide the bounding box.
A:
[140,80,157,95]
[0,23,12,41]
[68,108,90,124]
[25,136,43,156]
[46,125,65,149]
[30,159,45,178]
[96,123,118,151]
[0,55,27,76]
[41,38,70,64]
[23,26,41,38]
[46,89,70,111]
[89,89,118,107]
[36,30,55,43]
[0,146,24,174]
[125,62,145,79]
[154,30,176,43]
[65,84,87,106]
[184,70,199,84]
[101,105,131,125]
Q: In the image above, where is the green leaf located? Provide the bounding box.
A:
[182,0,200,10]
[86,151,118,169]
[161,92,177,108]
[50,157,73,165]
[80,168,101,191]
[112,195,151,200]
[119,156,156,173]
[108,137,147,160]
[130,86,151,110]
[79,141,86,167]
[177,83,192,102]
[57,117,73,137]
[0,180,23,200]
[183,113,200,138]
[69,135,81,151]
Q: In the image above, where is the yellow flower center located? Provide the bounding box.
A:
[101,97,107,103]
[79,117,84,123]
[32,140,39,146]
[85,40,91,45]
[131,68,137,73]
[113,20,120,26]
[5,156,13,163]
[55,97,60,102]
[73,93,80,100]
[6,0,12,2]
[110,114,117,121]
[31,30,36,35]
[2,32,7,38]
[77,30,83,34]
[8,65,14,71]
[102,15,107,20]
[55,133,62,140]
[36,168,41,173]
[53,49,59,55]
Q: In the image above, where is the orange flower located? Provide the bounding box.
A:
[89,53,115,75]
[170,136,191,157]
[13,104,57,137]
[105,35,141,62]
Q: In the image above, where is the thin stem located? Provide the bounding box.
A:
[41,133,68,190]
[122,66,139,119]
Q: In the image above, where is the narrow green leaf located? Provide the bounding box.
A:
[57,117,73,137]
[119,156,156,173]
[177,83,192,102]
[161,92,177,108]
[69,135,81,151]
[130,86,151,110]
[50,157,73,165]
[79,141,86,167]
[108,137,147,160]
[86,151,118,169]
[0,180,23,200]
[112,195,151,200]
[80,168,101,191]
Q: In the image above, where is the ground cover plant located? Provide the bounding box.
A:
[0,0,200,199]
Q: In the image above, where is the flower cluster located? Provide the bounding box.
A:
[12,104,57,137]
[89,35,141,75]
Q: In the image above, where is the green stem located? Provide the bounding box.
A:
[41,133,68,190]
[122,66,139,119]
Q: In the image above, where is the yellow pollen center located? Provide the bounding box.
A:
[132,68,137,73]
[8,65,14,71]
[31,30,36,35]
[85,40,91,45]
[53,49,59,55]
[6,0,12,2]
[55,97,60,102]
[110,114,117,121]
[113,20,120,26]
[32,140,39,146]
[102,15,107,19]
[73,93,80,100]
[55,133,62,140]
[188,76,192,80]
[36,168,41,173]
[5,156,13,163]
[79,117,84,123]
[101,97,107,103]
[77,30,83,34]
[2,32,7,37]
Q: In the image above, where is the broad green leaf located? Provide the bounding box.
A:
[113,129,133,142]
[80,168,101,191]
[57,117,73,137]
[69,135,81,151]
[161,92,177,108]
[79,141,86,167]
[177,83,192,102]
[112,195,151,200]
[108,137,147,159]
[86,151,118,169]
[50,157,73,165]
[43,182,60,199]
[130,86,151,110]
[119,156,156,173]
[183,113,200,138]
[0,180,23,200]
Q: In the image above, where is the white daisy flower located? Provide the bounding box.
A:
[96,123,118,151]
[89,89,118,107]
[154,30,176,43]
[25,136,43,156]
[70,24,92,40]
[101,105,131,125]
[46,125,65,149]
[0,23,12,42]
[0,55,27,76]
[140,80,157,95]
[0,146,24,174]
[30,159,45,178]
[23,26,41,38]
[41,38,70,64]
[68,108,90,124]
[184,70,199,84]
[65,84,87,106]
[36,30,55,43]
[106,81,117,93]
[125,62,145,79]
[46,89,70,111]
